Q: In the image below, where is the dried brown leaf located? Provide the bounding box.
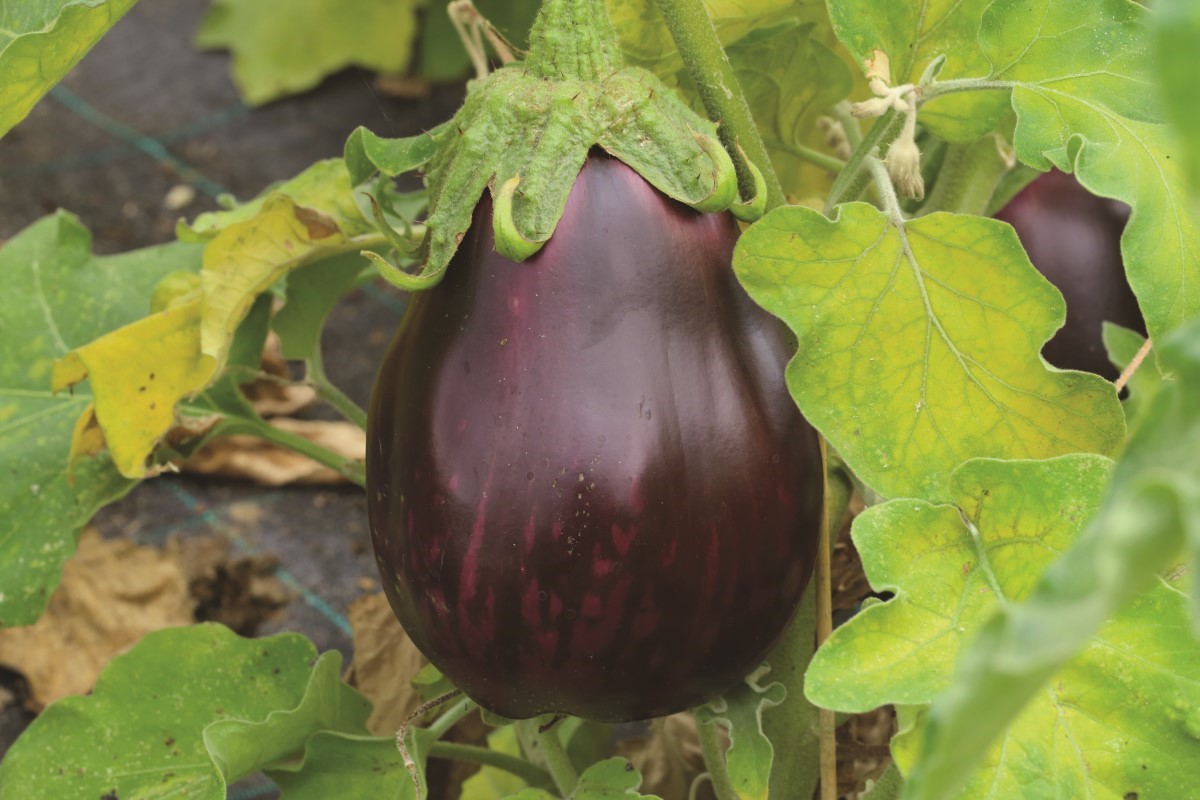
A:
[344,592,428,735]
[0,529,192,710]
[616,714,713,800]
[167,535,290,635]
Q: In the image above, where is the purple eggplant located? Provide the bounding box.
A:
[366,153,823,722]
[995,170,1146,380]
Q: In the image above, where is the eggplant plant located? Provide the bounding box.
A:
[1,0,1199,799]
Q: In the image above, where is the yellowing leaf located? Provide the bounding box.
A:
[200,196,357,365]
[195,0,423,106]
[52,299,215,478]
[734,203,1125,502]
[0,0,137,138]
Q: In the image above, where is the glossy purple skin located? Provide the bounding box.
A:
[367,154,822,722]
[996,170,1146,380]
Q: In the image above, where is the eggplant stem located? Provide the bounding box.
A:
[1114,337,1153,393]
[532,716,579,795]
[652,0,786,210]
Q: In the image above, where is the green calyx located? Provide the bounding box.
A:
[387,0,748,290]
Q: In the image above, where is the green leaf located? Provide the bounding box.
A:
[1156,0,1200,193]
[733,204,1125,502]
[270,730,437,800]
[418,0,541,81]
[0,0,138,138]
[507,757,658,799]
[1102,322,1160,428]
[0,625,343,798]
[195,0,423,106]
[205,649,371,778]
[899,316,1200,800]
[344,124,449,186]
[761,583,820,799]
[827,0,1008,140]
[695,667,786,800]
[975,0,1196,345]
[0,212,202,626]
[806,455,1116,714]
[271,253,369,361]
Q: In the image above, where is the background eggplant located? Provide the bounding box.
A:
[367,153,823,722]
[995,169,1146,380]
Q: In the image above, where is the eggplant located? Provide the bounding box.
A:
[367,153,823,722]
[995,170,1146,380]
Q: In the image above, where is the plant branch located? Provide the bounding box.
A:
[307,347,369,430]
[865,156,907,225]
[652,0,786,211]
[427,696,478,739]
[232,416,366,487]
[695,715,737,800]
[1115,338,1153,393]
[825,109,905,213]
[919,77,1015,102]
[534,718,579,795]
[428,741,553,786]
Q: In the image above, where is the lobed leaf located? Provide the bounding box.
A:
[0,213,201,626]
[734,203,1124,502]
[695,667,786,800]
[269,730,437,799]
[195,0,423,106]
[0,625,366,799]
[900,316,1200,799]
[982,0,1199,345]
[809,453,1200,798]
[0,0,137,138]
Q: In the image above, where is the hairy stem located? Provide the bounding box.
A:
[695,715,738,800]
[916,138,1014,217]
[428,741,553,787]
[307,347,369,430]
[427,696,478,739]
[652,0,786,211]
[825,109,905,213]
[532,718,579,795]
